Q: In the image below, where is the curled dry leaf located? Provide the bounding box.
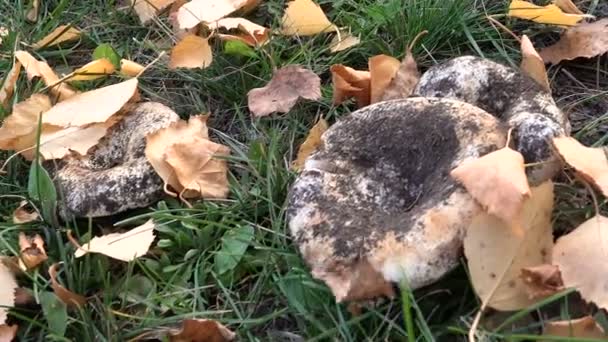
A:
[281,0,335,36]
[169,319,235,342]
[368,55,400,104]
[247,65,321,117]
[520,264,564,299]
[48,263,86,308]
[543,316,607,340]
[330,64,371,107]
[0,94,52,152]
[0,261,17,324]
[552,136,608,196]
[380,50,420,102]
[464,181,554,311]
[131,0,177,24]
[292,118,328,171]
[0,60,21,108]
[120,59,145,77]
[0,324,18,342]
[212,17,269,46]
[508,0,591,26]
[451,147,531,225]
[553,215,608,310]
[18,233,47,270]
[31,25,81,50]
[177,0,258,29]
[12,201,39,224]
[520,35,550,92]
[539,19,608,64]
[169,34,213,69]
[25,0,39,22]
[329,30,360,53]
[69,58,115,81]
[14,51,77,100]
[42,78,138,127]
[74,219,156,262]
[553,0,584,15]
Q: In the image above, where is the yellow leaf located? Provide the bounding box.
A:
[464,182,554,311]
[451,147,531,225]
[0,94,52,151]
[553,215,608,310]
[380,49,420,102]
[120,59,145,77]
[508,0,591,26]
[552,0,584,15]
[281,0,336,36]
[12,201,39,224]
[37,122,114,160]
[329,30,360,53]
[330,64,371,107]
[131,0,177,24]
[292,118,328,171]
[247,65,321,117]
[177,0,257,29]
[539,18,608,64]
[542,316,607,340]
[168,319,235,342]
[14,51,78,101]
[48,263,86,307]
[74,219,156,262]
[0,262,17,324]
[18,233,47,270]
[31,25,81,49]
[42,78,138,127]
[368,54,401,104]
[169,34,213,69]
[69,58,115,81]
[211,17,269,46]
[552,136,608,196]
[0,60,21,108]
[520,35,550,92]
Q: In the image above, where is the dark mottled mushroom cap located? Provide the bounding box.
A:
[287,98,507,301]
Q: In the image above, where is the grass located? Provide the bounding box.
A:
[0,0,607,340]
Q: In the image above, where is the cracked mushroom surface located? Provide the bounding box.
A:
[288,56,569,302]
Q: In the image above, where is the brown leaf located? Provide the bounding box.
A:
[131,0,177,24]
[368,55,400,104]
[292,118,328,171]
[539,19,608,64]
[25,0,39,22]
[0,324,17,342]
[177,0,258,29]
[120,59,145,77]
[329,30,360,53]
[169,34,213,69]
[48,263,86,308]
[520,35,550,92]
[14,51,78,100]
[0,61,21,108]
[211,18,269,46]
[330,64,371,107]
[379,50,419,102]
[0,262,17,324]
[543,316,607,340]
[12,201,39,224]
[451,147,531,225]
[520,264,564,299]
[247,65,320,117]
[552,0,584,15]
[552,136,608,196]
[464,181,554,311]
[280,0,336,36]
[31,25,81,50]
[553,215,608,310]
[169,319,235,342]
[18,233,47,270]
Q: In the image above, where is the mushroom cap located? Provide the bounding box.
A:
[287,97,507,301]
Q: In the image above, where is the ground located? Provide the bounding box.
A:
[0,0,607,341]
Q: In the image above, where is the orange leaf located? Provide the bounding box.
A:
[520,35,550,92]
[12,201,39,224]
[31,25,81,49]
[14,51,78,101]
[0,60,21,108]
[552,136,608,196]
[18,233,47,270]
[280,0,336,36]
[380,50,419,102]
[48,263,86,308]
[292,118,328,171]
[330,64,370,107]
[169,34,213,69]
[169,319,235,342]
[368,55,401,104]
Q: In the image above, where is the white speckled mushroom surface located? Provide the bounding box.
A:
[287,56,570,302]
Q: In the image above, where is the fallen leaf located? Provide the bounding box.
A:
[31,25,81,50]
[0,60,20,108]
[330,64,371,107]
[0,261,17,324]
[0,94,52,152]
[247,65,321,117]
[281,0,336,36]
[212,17,269,46]
[0,324,17,342]
[177,0,256,29]
[552,0,584,15]
[464,181,554,311]
[120,59,145,77]
[18,233,47,270]
[165,139,231,199]
[14,51,78,100]
[12,201,39,224]
[368,54,401,104]
[329,30,360,53]
[508,0,591,26]
[520,264,564,299]
[37,122,115,160]
[539,19,608,64]
[292,118,328,171]
[552,136,608,196]
[169,34,213,69]
[169,319,235,342]
[131,0,177,24]
[520,35,550,92]
[13,288,34,306]
[42,78,138,127]
[553,215,608,310]
[48,263,86,308]
[543,316,607,340]
[74,219,156,262]
[451,147,531,225]
[25,0,39,22]
[68,58,115,81]
[380,50,420,101]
